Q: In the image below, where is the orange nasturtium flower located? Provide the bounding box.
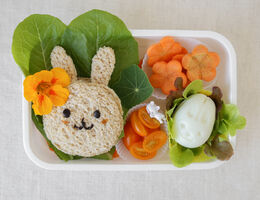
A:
[23,68,70,115]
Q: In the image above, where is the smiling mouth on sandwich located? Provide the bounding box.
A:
[73,118,94,130]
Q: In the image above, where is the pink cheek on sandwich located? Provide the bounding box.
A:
[62,120,69,125]
[102,119,108,125]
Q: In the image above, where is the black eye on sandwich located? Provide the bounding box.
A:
[63,108,71,118]
[93,110,101,118]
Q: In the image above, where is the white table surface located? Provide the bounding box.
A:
[1,0,259,199]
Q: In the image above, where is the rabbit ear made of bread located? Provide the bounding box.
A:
[50,46,77,82]
[91,47,115,86]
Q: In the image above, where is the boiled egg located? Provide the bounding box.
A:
[174,94,216,148]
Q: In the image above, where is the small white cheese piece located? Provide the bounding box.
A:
[146,101,166,124]
[174,94,216,148]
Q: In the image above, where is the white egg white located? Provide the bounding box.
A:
[174,94,216,148]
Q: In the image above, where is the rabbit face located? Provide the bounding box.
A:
[42,46,123,157]
[43,80,123,156]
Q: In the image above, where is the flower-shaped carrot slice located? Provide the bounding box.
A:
[149,60,187,95]
[147,36,182,66]
[172,47,188,62]
[182,45,220,82]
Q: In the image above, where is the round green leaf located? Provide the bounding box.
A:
[111,65,153,109]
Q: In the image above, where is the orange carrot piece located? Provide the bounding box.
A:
[172,54,185,62]
[152,61,167,74]
[147,36,182,66]
[149,74,164,88]
[113,150,119,158]
[138,58,143,68]
[166,60,182,74]
[182,44,220,82]
[181,47,188,54]
[150,60,187,95]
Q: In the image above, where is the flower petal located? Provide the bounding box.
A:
[23,75,40,101]
[32,94,53,115]
[51,67,70,87]
[34,70,53,83]
[48,85,69,106]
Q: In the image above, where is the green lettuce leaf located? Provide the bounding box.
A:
[170,142,214,166]
[166,97,184,140]
[218,104,246,136]
[31,108,82,161]
[62,9,139,85]
[166,97,184,118]
[31,108,115,161]
[169,143,194,168]
[12,14,66,76]
[91,147,116,160]
[193,147,214,162]
[111,65,153,109]
[167,117,175,140]
[182,80,203,98]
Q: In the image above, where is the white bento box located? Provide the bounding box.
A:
[23,30,237,170]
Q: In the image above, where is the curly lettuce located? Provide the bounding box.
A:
[166,80,246,167]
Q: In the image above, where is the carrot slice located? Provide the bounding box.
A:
[166,60,182,73]
[149,74,164,88]
[150,60,187,95]
[152,61,167,74]
[182,44,220,82]
[138,59,143,68]
[181,47,188,54]
[172,54,185,62]
[113,150,119,158]
[147,36,182,66]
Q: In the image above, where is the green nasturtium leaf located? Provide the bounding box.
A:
[31,108,115,161]
[183,80,203,98]
[62,9,139,85]
[12,14,66,76]
[111,65,153,109]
